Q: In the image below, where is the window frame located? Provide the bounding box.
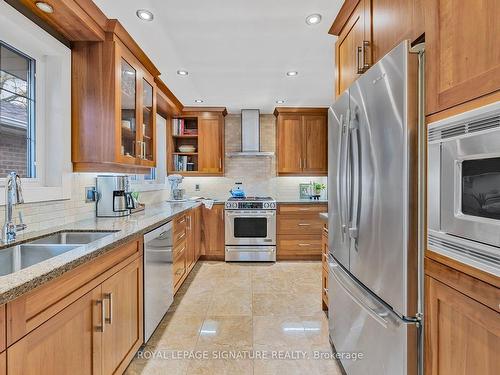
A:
[0,40,37,178]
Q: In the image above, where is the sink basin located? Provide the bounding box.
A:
[30,231,117,245]
[0,244,79,276]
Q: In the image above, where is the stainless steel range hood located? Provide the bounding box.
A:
[226,109,274,157]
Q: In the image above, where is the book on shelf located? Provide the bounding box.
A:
[173,155,189,171]
[172,118,198,136]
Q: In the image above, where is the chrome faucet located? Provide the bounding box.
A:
[2,172,27,243]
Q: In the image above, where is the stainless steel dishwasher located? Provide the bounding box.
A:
[143,221,173,342]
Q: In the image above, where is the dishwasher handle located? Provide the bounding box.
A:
[144,222,173,243]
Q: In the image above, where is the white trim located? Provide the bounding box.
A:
[0,2,71,205]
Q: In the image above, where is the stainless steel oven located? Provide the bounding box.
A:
[224,197,276,261]
[428,102,500,275]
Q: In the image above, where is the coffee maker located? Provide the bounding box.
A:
[96,175,135,217]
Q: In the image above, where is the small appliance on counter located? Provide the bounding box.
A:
[96,175,135,217]
[167,174,186,201]
[229,182,246,198]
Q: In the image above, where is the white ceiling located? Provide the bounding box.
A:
[94,0,343,113]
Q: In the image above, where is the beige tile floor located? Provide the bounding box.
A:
[125,261,342,375]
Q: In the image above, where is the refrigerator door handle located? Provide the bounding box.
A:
[348,107,361,242]
[339,112,349,240]
[344,109,352,240]
[329,256,403,329]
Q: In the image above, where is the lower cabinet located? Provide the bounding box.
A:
[277,204,327,260]
[425,256,500,375]
[5,238,143,375]
[321,224,329,311]
[201,205,225,260]
[8,287,102,375]
[101,258,143,375]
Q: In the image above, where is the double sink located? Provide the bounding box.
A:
[0,231,117,277]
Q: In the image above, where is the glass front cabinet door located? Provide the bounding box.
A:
[139,74,156,166]
[116,45,157,167]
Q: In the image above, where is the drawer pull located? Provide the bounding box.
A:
[299,243,311,247]
[175,268,184,276]
[324,288,329,293]
[177,232,186,240]
[298,223,311,226]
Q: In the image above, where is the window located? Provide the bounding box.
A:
[0,42,36,178]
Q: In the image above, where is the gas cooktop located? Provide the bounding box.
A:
[225,196,276,210]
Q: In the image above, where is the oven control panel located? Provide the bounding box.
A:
[225,201,276,210]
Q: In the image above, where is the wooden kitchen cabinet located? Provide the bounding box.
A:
[168,108,227,176]
[5,237,143,375]
[101,258,143,375]
[330,0,424,98]
[274,108,328,176]
[424,0,500,116]
[7,286,103,375]
[72,22,158,173]
[425,255,500,375]
[277,203,327,260]
[332,0,368,96]
[0,351,5,375]
[201,205,225,260]
[194,205,202,262]
[321,224,329,311]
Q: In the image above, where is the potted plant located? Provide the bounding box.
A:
[313,183,326,199]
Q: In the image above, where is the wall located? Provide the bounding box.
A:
[180,114,328,201]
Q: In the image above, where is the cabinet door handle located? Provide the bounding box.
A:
[219,158,222,170]
[356,46,363,74]
[362,40,370,71]
[95,299,105,332]
[177,232,186,241]
[175,268,184,276]
[104,293,113,324]
[299,243,311,247]
[299,157,302,169]
[298,223,311,226]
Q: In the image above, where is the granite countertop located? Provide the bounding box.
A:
[0,201,200,305]
[319,212,328,222]
[277,199,328,204]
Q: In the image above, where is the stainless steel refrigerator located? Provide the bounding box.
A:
[328,40,425,375]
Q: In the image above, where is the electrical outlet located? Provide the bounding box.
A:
[195,184,200,191]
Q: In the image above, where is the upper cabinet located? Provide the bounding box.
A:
[330,0,424,98]
[274,108,328,176]
[167,107,227,176]
[424,0,500,116]
[72,21,160,173]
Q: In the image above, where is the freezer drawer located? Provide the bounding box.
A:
[328,256,417,375]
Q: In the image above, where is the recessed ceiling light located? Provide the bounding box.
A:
[276,100,286,104]
[136,9,154,21]
[35,2,54,13]
[177,70,189,76]
[306,13,322,25]
[194,99,204,103]
[286,71,298,77]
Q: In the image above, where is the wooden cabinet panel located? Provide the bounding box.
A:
[277,236,322,260]
[0,305,5,352]
[335,0,366,96]
[101,257,143,375]
[371,0,424,63]
[198,117,223,173]
[277,115,303,173]
[7,286,102,375]
[201,205,225,260]
[424,0,500,115]
[275,109,328,176]
[0,351,4,375]
[277,217,324,236]
[303,115,328,174]
[278,204,327,215]
[322,266,329,311]
[186,209,196,271]
[321,225,329,311]
[425,275,500,375]
[194,206,202,262]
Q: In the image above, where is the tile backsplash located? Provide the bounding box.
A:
[0,113,327,234]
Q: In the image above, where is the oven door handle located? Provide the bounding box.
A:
[225,211,276,217]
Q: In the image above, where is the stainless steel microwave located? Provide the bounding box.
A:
[428,102,500,275]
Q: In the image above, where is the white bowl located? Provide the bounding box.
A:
[178,145,196,153]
